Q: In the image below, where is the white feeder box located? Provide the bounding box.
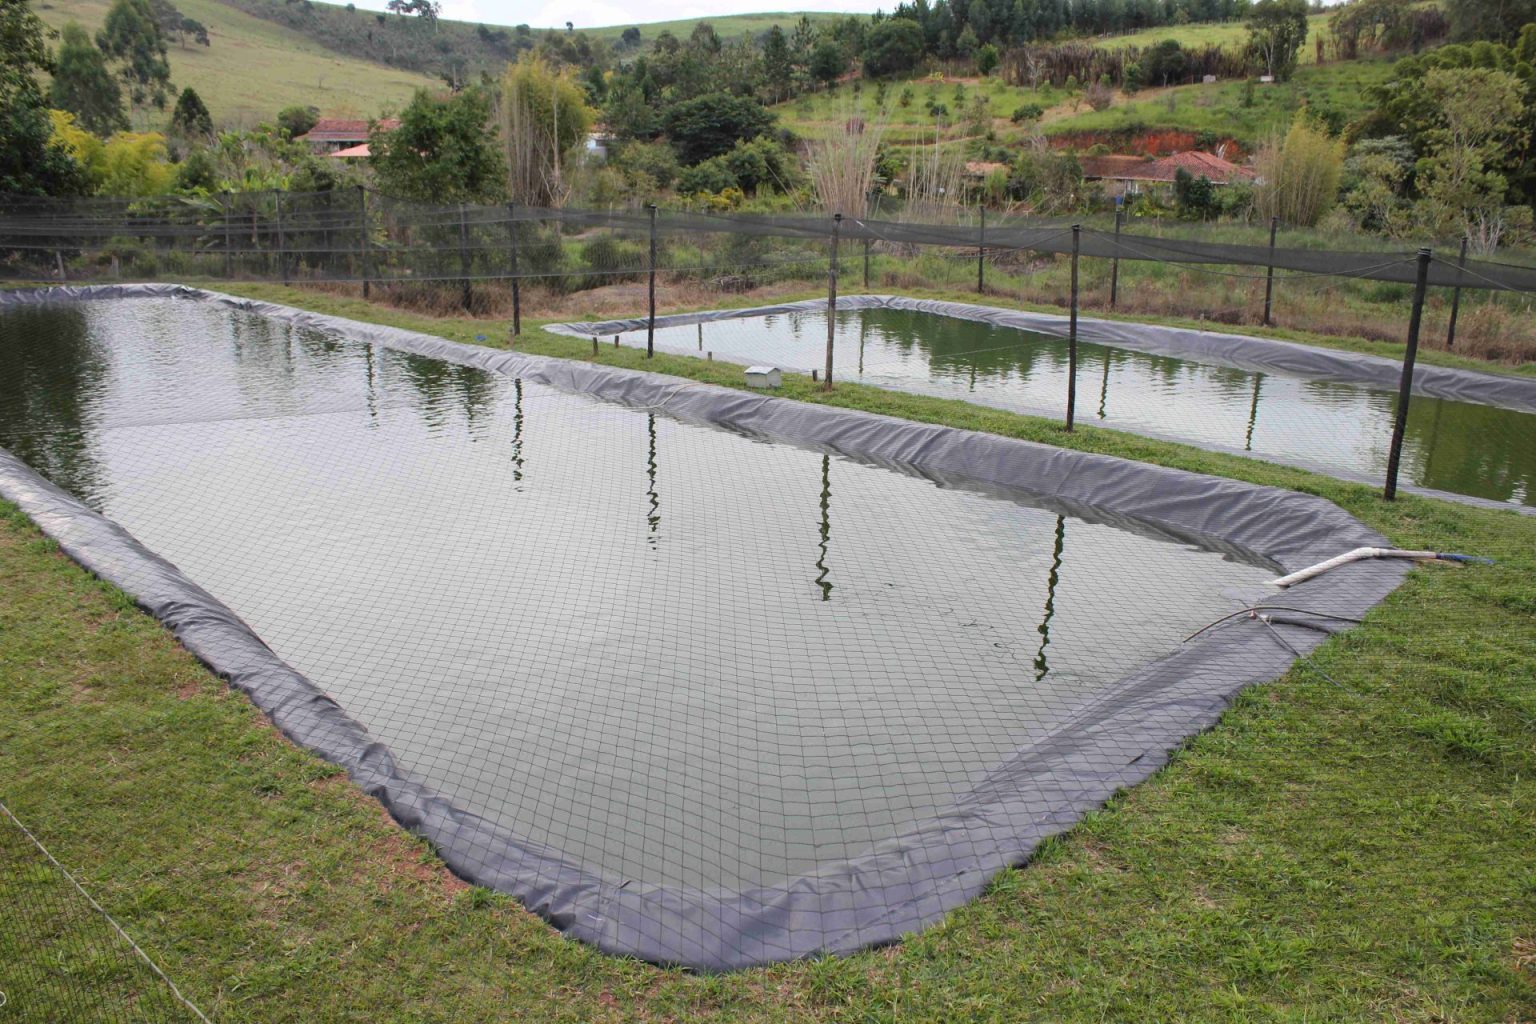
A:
[745,366,782,389]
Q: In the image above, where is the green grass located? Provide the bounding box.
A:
[2,281,1534,1021]
[579,11,849,43]
[1091,12,1332,63]
[1045,58,1395,144]
[35,0,436,127]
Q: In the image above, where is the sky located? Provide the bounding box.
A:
[343,0,887,31]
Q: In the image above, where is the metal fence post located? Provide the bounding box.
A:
[457,202,473,311]
[222,191,233,279]
[1383,247,1433,501]
[357,185,371,299]
[507,202,520,337]
[1262,215,1278,326]
[976,206,986,294]
[824,213,842,392]
[1066,224,1081,431]
[647,204,658,358]
[275,193,289,286]
[1446,235,1468,349]
[1109,206,1123,308]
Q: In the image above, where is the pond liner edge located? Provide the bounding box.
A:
[0,284,1408,971]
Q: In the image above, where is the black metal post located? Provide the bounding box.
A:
[976,206,986,294]
[863,235,871,289]
[507,202,520,337]
[1262,215,1277,326]
[1109,207,1123,308]
[1383,247,1433,501]
[357,185,371,299]
[646,204,658,358]
[222,191,233,279]
[1066,224,1081,431]
[457,203,473,311]
[825,213,842,392]
[276,194,288,285]
[1446,235,1468,349]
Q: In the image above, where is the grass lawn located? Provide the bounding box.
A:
[2,282,1534,1022]
[1091,12,1332,62]
[36,0,435,127]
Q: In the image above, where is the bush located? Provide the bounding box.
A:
[1086,79,1115,111]
[1011,103,1045,124]
[614,139,679,190]
[861,18,925,78]
[580,235,645,284]
[661,93,775,165]
[678,156,738,195]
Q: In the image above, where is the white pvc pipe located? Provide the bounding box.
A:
[1271,547,1438,588]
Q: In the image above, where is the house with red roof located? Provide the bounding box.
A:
[298,118,400,154]
[1079,151,1254,197]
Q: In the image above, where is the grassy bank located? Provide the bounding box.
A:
[2,283,1534,1022]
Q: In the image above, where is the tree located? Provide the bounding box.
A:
[1445,0,1536,44]
[1246,0,1309,81]
[498,54,593,206]
[976,43,1000,76]
[1412,67,1530,250]
[49,21,127,135]
[1173,167,1218,218]
[809,40,847,88]
[1,0,86,195]
[276,104,319,138]
[761,25,792,102]
[386,0,439,24]
[169,85,211,136]
[620,26,641,49]
[862,18,925,78]
[1254,116,1344,226]
[97,0,172,110]
[369,86,503,203]
[661,92,774,165]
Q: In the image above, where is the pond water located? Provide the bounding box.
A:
[631,308,1536,507]
[0,299,1273,891]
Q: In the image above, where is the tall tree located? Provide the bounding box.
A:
[97,0,172,110]
[1246,0,1309,81]
[1412,67,1530,250]
[0,0,86,195]
[369,87,503,203]
[498,54,593,206]
[49,21,127,135]
[169,85,211,136]
[762,25,792,103]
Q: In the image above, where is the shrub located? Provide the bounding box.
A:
[1011,103,1045,124]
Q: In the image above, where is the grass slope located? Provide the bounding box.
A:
[578,11,849,43]
[1091,11,1332,62]
[35,0,435,127]
[1,282,1533,1022]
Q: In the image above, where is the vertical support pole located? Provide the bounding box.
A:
[646,204,658,358]
[1109,206,1123,308]
[863,191,874,289]
[1262,215,1278,326]
[976,206,986,294]
[507,202,520,337]
[1383,247,1433,501]
[1446,235,1468,349]
[357,185,371,299]
[275,193,288,286]
[457,202,472,312]
[824,213,842,392]
[863,235,871,289]
[1066,224,1081,431]
[222,191,233,279]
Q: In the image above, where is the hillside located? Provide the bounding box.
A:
[35,0,435,126]
[577,11,850,43]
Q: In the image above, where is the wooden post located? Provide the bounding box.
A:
[1066,224,1081,431]
[357,185,371,299]
[976,206,986,294]
[222,191,233,279]
[458,203,473,311]
[1446,235,1468,349]
[646,204,658,358]
[824,213,842,392]
[1383,248,1433,501]
[275,194,288,286]
[1262,215,1278,326]
[1109,206,1123,308]
[507,202,520,337]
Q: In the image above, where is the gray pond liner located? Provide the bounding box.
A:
[0,285,1408,971]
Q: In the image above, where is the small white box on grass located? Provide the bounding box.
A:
[745,366,782,389]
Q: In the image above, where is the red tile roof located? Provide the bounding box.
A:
[299,118,400,143]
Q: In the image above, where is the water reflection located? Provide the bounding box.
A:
[815,452,833,600]
[1033,514,1066,682]
[0,305,106,499]
[658,309,1535,506]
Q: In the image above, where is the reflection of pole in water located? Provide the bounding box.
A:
[698,322,703,351]
[646,413,661,545]
[815,452,833,600]
[510,377,525,483]
[1098,350,1111,420]
[363,343,378,424]
[1033,514,1066,681]
[1244,374,1263,452]
[1421,397,1444,483]
[859,315,867,375]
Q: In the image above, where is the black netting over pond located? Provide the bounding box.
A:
[0,286,1407,970]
